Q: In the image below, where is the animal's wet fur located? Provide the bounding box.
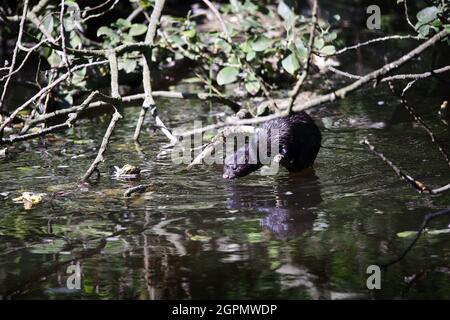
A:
[223,112,321,179]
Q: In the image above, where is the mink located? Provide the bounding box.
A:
[223,112,321,179]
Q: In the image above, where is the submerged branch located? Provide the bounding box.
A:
[81,110,122,182]
[383,207,450,267]
[361,139,450,195]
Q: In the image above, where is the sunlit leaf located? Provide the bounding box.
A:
[244,73,261,95]
[252,36,272,52]
[320,45,336,56]
[217,66,239,85]
[281,53,300,75]
[396,231,418,238]
[129,24,147,37]
[416,6,439,24]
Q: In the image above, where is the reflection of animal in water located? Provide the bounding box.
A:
[225,172,322,238]
[223,112,321,179]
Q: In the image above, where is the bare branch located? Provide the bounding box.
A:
[0,0,29,109]
[81,110,122,182]
[287,0,318,114]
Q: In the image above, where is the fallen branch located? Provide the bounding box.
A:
[124,184,149,197]
[187,125,256,169]
[81,110,122,182]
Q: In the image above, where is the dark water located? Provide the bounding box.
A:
[1,80,449,299]
[1,0,450,299]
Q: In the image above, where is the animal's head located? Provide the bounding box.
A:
[222,146,261,179]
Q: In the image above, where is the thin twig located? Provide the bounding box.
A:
[134,0,178,144]
[59,0,71,75]
[361,138,450,195]
[334,34,422,56]
[383,207,450,267]
[403,0,417,31]
[81,110,122,182]
[389,81,450,168]
[201,0,231,41]
[124,184,149,197]
[0,60,108,137]
[287,0,318,114]
[0,0,29,110]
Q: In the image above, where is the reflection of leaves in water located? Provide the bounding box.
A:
[189,235,212,242]
[63,220,114,239]
[397,228,450,238]
[224,219,265,243]
[29,239,66,254]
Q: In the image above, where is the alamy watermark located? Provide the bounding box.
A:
[171,121,282,176]
[66,261,81,290]
[366,5,381,30]
[366,265,381,290]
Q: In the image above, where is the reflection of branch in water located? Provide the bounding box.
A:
[362,139,450,194]
[401,265,450,297]
[4,238,107,299]
[151,218,186,256]
[389,81,450,168]
[382,207,450,268]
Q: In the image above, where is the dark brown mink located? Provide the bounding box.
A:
[223,112,321,179]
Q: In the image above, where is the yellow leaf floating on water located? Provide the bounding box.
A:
[13,192,46,210]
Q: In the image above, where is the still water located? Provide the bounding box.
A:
[0,80,449,299]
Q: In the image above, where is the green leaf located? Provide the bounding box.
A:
[217,66,239,85]
[215,39,232,53]
[182,29,196,39]
[114,18,132,30]
[427,228,450,235]
[189,235,212,242]
[281,53,300,75]
[320,45,336,56]
[252,36,272,52]
[277,0,295,22]
[72,67,86,84]
[445,24,450,33]
[324,32,337,43]
[129,24,147,37]
[416,6,439,24]
[119,58,137,73]
[246,50,256,62]
[256,102,270,116]
[417,24,431,37]
[97,26,114,38]
[314,38,325,50]
[294,39,308,60]
[396,231,418,238]
[244,73,261,95]
[29,239,66,254]
[69,32,82,49]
